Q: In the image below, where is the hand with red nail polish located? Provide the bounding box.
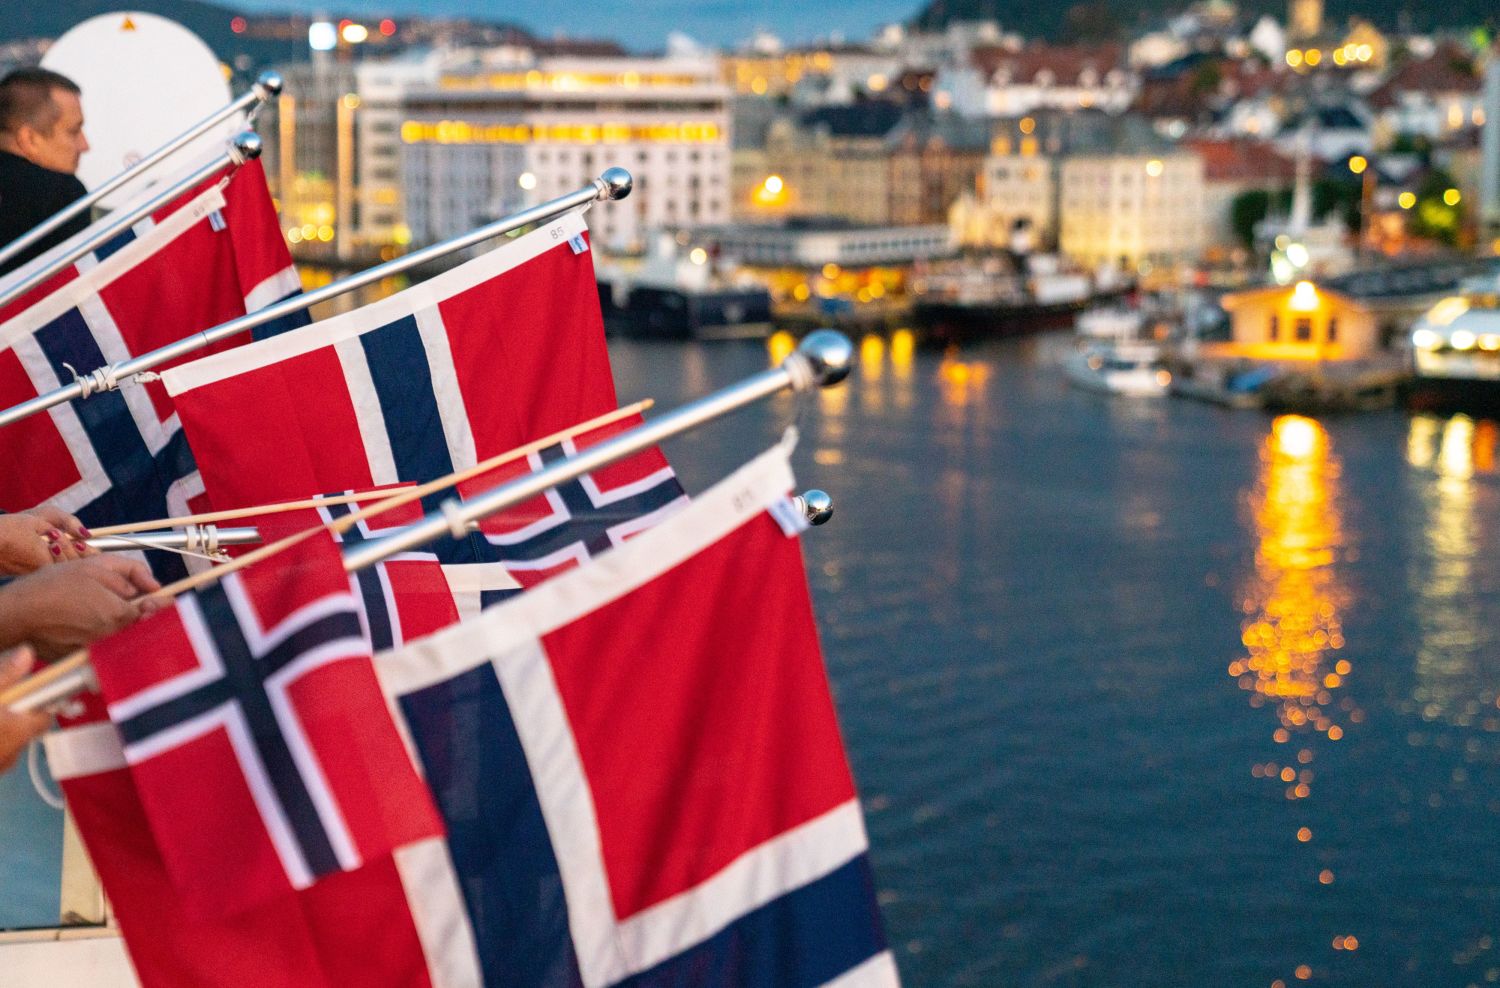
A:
[0,512,66,574]
[28,505,92,562]
[0,506,95,571]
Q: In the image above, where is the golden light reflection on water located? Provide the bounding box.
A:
[760,330,993,473]
[1233,416,1354,795]
[1236,415,1357,984]
[889,329,915,374]
[937,347,991,409]
[818,373,849,448]
[766,329,984,417]
[857,336,887,415]
[1407,412,1499,477]
[1406,414,1500,729]
[859,334,885,383]
[889,329,915,410]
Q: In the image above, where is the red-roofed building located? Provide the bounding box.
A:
[1185,138,1297,244]
[1368,46,1484,139]
[935,43,1136,117]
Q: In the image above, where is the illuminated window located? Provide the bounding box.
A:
[1269,314,1280,340]
[1327,317,1339,342]
[1295,317,1312,342]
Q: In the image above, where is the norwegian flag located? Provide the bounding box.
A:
[164,211,684,600]
[47,721,453,987]
[375,438,897,987]
[455,409,688,597]
[79,533,443,922]
[246,486,466,649]
[0,156,306,581]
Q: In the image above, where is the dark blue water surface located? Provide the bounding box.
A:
[614,333,1500,988]
[7,331,1500,988]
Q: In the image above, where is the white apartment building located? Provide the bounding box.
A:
[354,52,442,247]
[981,143,1054,241]
[400,54,732,251]
[1059,152,1206,269]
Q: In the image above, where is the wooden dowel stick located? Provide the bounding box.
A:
[2,399,658,710]
[88,492,399,536]
[88,400,652,537]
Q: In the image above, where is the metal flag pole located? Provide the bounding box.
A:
[84,496,829,552]
[85,525,260,555]
[5,331,852,714]
[0,72,283,272]
[342,330,853,571]
[0,132,261,314]
[0,168,636,430]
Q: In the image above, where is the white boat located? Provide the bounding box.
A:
[1064,307,1172,397]
[1063,341,1173,397]
[1407,272,1500,415]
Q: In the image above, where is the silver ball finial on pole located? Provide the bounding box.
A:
[597,168,633,201]
[231,131,263,163]
[254,71,284,99]
[795,329,854,388]
[795,489,835,526]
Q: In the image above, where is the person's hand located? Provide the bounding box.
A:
[0,556,164,662]
[28,505,92,558]
[0,647,52,775]
[0,507,94,575]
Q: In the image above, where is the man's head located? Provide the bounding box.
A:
[0,68,88,174]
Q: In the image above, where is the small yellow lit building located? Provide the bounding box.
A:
[1216,280,1379,360]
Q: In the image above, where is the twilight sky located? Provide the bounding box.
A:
[229,0,925,51]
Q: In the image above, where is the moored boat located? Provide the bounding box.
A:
[1406,274,1500,415]
[911,254,1125,343]
[1063,306,1172,397]
[1063,342,1172,397]
[596,232,773,341]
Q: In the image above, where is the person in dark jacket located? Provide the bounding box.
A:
[0,67,90,276]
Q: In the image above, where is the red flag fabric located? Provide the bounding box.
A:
[378,436,898,986]
[84,534,443,917]
[46,722,446,988]
[162,211,616,512]
[0,156,304,581]
[163,212,685,600]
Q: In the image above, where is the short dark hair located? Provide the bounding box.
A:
[0,68,81,136]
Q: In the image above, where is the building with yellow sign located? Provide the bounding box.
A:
[400,53,731,250]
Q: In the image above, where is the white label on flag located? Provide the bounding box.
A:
[769,495,811,537]
[568,234,588,255]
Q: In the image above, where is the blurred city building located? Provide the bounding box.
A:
[400,50,731,252]
[935,44,1136,118]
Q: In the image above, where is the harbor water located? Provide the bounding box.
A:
[7,331,1500,986]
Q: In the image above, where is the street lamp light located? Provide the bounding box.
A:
[1350,155,1373,256]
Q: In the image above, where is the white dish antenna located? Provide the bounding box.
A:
[42,12,234,207]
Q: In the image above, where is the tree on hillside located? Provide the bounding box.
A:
[1060,2,1122,41]
[1408,168,1463,246]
